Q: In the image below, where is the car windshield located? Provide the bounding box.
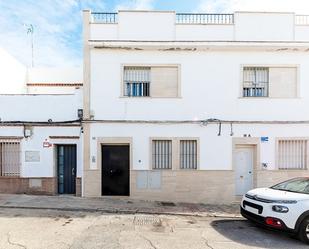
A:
[271,178,309,194]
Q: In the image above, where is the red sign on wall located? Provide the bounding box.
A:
[43,139,52,148]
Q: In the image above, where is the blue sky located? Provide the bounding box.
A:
[0,0,308,68]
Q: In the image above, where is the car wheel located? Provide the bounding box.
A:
[298,218,309,244]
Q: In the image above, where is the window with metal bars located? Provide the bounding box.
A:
[180,140,197,169]
[243,67,269,97]
[0,141,21,176]
[152,140,172,169]
[123,66,150,97]
[278,139,307,170]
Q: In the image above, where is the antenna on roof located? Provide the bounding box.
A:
[24,24,34,67]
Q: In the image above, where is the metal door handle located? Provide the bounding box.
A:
[72,168,75,176]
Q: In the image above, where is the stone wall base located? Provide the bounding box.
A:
[257,170,309,187]
[76,177,82,197]
[83,169,309,204]
[0,177,57,195]
[0,177,83,196]
[130,170,235,204]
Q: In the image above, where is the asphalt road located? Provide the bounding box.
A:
[0,208,307,249]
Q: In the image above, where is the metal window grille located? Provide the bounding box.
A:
[0,141,21,176]
[180,140,197,169]
[124,67,150,97]
[278,140,307,170]
[152,140,172,169]
[243,67,269,97]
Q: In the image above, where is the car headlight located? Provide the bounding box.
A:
[272,205,289,213]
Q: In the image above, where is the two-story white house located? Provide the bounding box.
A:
[82,10,309,204]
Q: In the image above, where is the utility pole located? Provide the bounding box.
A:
[24,24,34,67]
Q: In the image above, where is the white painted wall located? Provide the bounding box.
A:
[89,11,309,42]
[118,11,175,41]
[0,89,82,121]
[0,126,82,178]
[176,25,234,41]
[27,86,82,94]
[0,48,27,94]
[27,68,82,84]
[0,90,83,179]
[89,123,309,171]
[90,23,118,40]
[90,49,309,121]
[234,12,294,41]
[295,26,309,41]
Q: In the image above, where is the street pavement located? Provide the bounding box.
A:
[0,207,307,249]
[0,194,240,218]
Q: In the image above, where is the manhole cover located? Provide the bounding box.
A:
[133,216,162,226]
[160,201,176,206]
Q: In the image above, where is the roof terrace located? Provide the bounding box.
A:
[85,11,309,42]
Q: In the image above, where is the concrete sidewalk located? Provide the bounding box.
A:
[0,194,241,218]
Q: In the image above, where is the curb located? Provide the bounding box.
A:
[0,205,242,219]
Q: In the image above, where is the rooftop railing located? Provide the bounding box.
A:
[90,12,235,24]
[295,15,309,25]
[176,13,234,24]
[90,13,309,26]
[91,12,118,23]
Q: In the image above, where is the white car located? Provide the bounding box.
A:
[241,177,309,244]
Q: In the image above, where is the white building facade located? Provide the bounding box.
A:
[83,10,309,203]
[0,50,83,195]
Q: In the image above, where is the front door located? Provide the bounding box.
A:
[57,145,76,194]
[102,145,130,196]
[235,146,254,196]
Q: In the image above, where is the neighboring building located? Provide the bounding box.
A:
[82,10,309,203]
[0,47,27,94]
[0,48,83,195]
[27,68,83,94]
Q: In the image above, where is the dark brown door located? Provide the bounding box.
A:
[57,145,76,194]
[102,145,130,196]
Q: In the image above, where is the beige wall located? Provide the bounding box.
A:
[151,66,179,97]
[269,67,298,98]
[83,169,101,197]
[257,170,309,187]
[131,170,235,204]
